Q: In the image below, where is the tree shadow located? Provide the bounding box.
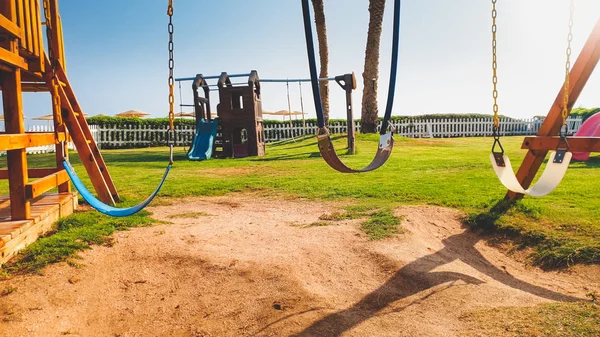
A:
[289,219,582,336]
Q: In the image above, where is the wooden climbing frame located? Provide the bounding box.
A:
[0,0,119,222]
[507,15,600,200]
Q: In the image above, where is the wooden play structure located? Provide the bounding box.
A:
[489,0,600,199]
[214,71,265,158]
[0,0,120,263]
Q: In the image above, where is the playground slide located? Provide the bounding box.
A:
[572,112,600,161]
[187,118,219,161]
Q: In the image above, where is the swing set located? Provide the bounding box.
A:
[0,0,598,230]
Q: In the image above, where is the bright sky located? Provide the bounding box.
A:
[19,0,600,124]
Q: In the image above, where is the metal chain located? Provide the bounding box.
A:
[491,0,499,130]
[167,0,175,131]
[561,0,574,128]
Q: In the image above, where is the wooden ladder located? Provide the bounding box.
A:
[44,58,120,205]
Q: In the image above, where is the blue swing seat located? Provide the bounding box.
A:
[63,160,171,217]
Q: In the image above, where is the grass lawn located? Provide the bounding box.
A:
[1,134,599,268]
[1,134,598,336]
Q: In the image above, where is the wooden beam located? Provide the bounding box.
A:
[0,13,21,38]
[21,71,44,82]
[21,82,49,92]
[2,69,30,220]
[43,58,115,205]
[0,132,67,151]
[29,0,39,57]
[25,169,69,199]
[0,168,60,179]
[49,65,69,193]
[55,63,119,201]
[522,136,600,152]
[22,0,32,53]
[0,47,28,70]
[16,0,26,43]
[506,16,600,200]
[33,0,44,72]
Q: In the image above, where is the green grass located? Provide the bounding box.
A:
[461,302,600,337]
[1,134,599,268]
[360,209,404,240]
[1,286,17,297]
[2,211,156,275]
[167,211,212,219]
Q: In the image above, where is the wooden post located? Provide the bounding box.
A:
[506,16,600,200]
[345,89,355,155]
[2,69,31,220]
[51,81,70,193]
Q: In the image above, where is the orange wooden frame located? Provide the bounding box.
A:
[0,0,118,220]
[506,16,600,200]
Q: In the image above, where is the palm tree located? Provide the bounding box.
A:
[311,0,330,124]
[360,0,386,133]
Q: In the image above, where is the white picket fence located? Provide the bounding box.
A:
[0,117,584,154]
[263,117,583,142]
[94,124,195,149]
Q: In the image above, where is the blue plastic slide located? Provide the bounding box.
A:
[188,118,218,160]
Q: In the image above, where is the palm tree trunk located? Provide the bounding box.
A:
[361,0,386,133]
[311,0,330,125]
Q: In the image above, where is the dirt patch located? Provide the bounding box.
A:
[0,195,597,336]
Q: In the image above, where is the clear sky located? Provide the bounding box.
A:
[19,0,600,125]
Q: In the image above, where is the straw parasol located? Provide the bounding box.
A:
[174,111,195,118]
[115,110,150,118]
[32,114,54,127]
[264,110,306,117]
[33,113,88,126]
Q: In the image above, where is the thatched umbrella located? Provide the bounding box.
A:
[115,110,150,118]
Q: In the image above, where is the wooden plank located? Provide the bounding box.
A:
[43,58,115,205]
[21,71,44,82]
[55,62,119,201]
[16,0,26,42]
[0,132,65,151]
[507,16,600,200]
[0,220,31,238]
[47,0,61,66]
[49,73,70,193]
[22,0,33,53]
[34,0,44,72]
[57,14,65,69]
[29,0,39,57]
[0,47,28,70]
[0,13,21,37]
[0,192,76,265]
[1,69,30,220]
[522,136,600,152]
[25,169,69,199]
[21,82,49,92]
[0,168,60,180]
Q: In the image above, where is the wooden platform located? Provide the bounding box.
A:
[0,192,77,265]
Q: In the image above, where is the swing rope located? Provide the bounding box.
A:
[301,0,401,173]
[62,1,175,216]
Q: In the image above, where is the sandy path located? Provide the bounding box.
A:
[0,194,597,337]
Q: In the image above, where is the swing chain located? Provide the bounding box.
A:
[561,0,574,129]
[490,0,504,165]
[491,0,499,131]
[554,0,575,163]
[167,0,175,164]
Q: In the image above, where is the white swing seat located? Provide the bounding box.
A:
[490,151,572,197]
